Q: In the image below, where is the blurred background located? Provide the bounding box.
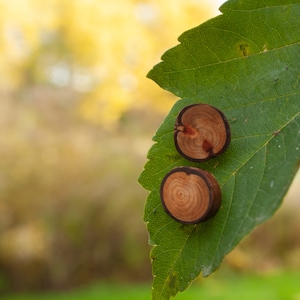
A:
[0,0,299,297]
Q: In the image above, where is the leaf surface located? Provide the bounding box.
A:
[139,0,300,299]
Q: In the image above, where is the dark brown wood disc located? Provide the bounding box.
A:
[174,104,231,162]
[160,166,221,224]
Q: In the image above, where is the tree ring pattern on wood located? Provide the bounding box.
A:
[160,166,222,224]
[174,104,231,162]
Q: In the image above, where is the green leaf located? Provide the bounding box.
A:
[138,0,300,299]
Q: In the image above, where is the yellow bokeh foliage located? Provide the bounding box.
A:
[0,0,222,126]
